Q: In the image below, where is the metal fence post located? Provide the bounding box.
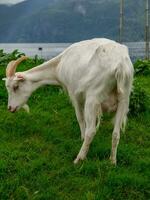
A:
[145,0,149,59]
[119,0,124,43]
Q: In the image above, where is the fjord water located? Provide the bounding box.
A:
[0,42,147,60]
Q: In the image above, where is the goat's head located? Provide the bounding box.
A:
[3,56,32,113]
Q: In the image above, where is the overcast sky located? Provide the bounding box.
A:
[0,0,26,4]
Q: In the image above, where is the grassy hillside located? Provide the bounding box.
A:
[0,54,150,199]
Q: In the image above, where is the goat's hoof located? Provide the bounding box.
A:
[74,156,84,164]
[110,156,117,166]
[111,160,117,166]
[74,157,80,164]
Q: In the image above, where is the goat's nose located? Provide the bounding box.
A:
[8,106,11,111]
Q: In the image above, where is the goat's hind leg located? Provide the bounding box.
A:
[110,95,129,165]
[110,61,133,165]
[74,96,102,164]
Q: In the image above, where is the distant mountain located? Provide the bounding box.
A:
[0,0,145,43]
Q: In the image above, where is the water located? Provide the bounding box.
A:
[0,42,148,61]
[0,43,71,60]
[125,42,147,61]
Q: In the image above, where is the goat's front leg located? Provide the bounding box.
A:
[74,97,101,164]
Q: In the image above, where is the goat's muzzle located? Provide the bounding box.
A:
[8,106,18,113]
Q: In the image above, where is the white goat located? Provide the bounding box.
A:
[3,38,134,165]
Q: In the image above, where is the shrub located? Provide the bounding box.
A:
[129,80,149,116]
[134,59,150,76]
[0,49,44,67]
[0,49,25,66]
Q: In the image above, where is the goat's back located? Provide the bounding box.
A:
[57,38,133,101]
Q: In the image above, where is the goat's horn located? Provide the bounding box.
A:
[6,56,28,77]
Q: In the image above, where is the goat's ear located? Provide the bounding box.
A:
[13,74,25,81]
[2,78,7,81]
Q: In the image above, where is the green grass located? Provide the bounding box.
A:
[0,61,150,200]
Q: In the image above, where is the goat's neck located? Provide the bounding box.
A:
[25,57,60,87]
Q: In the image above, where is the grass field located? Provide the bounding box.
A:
[0,58,150,200]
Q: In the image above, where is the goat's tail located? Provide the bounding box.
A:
[115,57,134,131]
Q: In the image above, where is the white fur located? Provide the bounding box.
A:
[4,38,134,165]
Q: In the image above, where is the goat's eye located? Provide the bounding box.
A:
[13,85,19,91]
